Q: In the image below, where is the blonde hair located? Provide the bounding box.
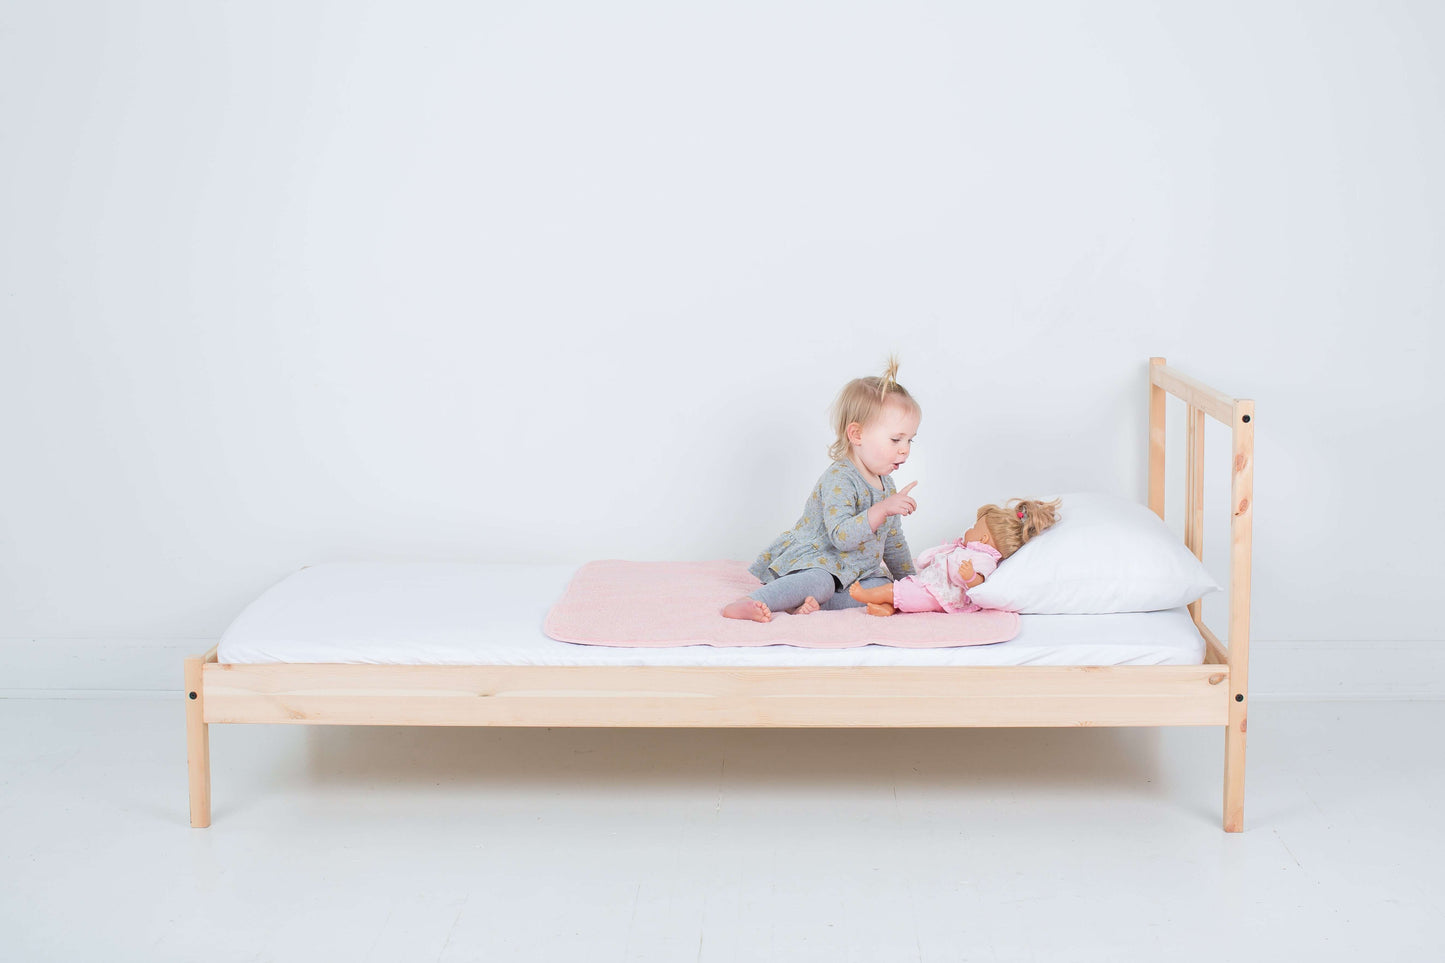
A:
[977,497,1062,560]
[826,354,921,462]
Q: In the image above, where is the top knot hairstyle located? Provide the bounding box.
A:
[977,497,1062,560]
[826,354,922,462]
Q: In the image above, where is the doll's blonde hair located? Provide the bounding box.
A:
[826,354,921,462]
[978,497,1062,560]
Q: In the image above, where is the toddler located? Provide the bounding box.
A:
[721,355,920,622]
[848,497,1061,615]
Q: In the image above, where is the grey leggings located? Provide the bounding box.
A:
[748,568,893,612]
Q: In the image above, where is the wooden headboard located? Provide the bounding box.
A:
[1146,356,1254,678]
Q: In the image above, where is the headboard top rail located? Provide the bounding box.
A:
[1148,357,1250,425]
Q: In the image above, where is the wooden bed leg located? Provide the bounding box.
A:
[185,656,212,828]
[1223,705,1246,832]
[1223,398,1254,833]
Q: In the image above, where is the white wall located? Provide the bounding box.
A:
[2,1,1441,648]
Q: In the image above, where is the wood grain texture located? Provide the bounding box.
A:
[202,662,1230,728]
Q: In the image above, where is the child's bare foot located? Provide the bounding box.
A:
[865,601,896,617]
[721,597,772,622]
[791,596,820,615]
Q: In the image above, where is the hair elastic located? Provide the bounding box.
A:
[1017,509,1026,519]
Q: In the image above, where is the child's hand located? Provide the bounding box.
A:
[957,559,975,582]
[879,481,918,518]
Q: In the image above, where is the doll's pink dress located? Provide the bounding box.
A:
[891,539,1003,613]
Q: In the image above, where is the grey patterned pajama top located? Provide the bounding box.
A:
[747,458,916,591]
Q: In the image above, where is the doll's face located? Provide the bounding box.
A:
[965,515,995,548]
[846,401,919,479]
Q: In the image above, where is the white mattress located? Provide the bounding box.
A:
[216,563,1205,667]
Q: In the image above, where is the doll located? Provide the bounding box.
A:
[848,497,1060,616]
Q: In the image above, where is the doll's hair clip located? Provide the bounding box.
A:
[1016,509,1026,519]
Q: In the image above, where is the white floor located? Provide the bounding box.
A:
[2,697,1441,962]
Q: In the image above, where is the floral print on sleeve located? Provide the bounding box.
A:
[820,477,872,552]
[882,515,915,579]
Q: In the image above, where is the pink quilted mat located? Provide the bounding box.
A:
[543,560,1020,648]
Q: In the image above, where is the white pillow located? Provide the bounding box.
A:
[965,491,1221,614]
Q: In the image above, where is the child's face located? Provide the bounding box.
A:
[848,401,919,478]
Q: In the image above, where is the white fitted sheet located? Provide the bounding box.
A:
[216,562,1206,667]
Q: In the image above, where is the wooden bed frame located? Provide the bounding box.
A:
[185,357,1254,831]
